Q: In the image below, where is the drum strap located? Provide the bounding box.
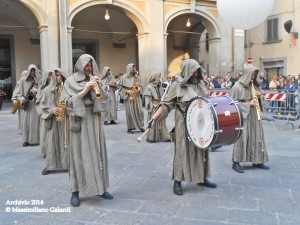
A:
[175,104,185,116]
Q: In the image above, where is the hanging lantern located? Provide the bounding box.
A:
[217,0,274,30]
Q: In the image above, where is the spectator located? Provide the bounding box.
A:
[214,77,222,88]
[285,76,298,113]
[221,74,232,89]
[260,77,269,90]
[269,76,279,90]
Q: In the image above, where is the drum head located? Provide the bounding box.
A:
[185,96,217,149]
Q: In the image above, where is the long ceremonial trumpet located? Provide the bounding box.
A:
[137,128,150,142]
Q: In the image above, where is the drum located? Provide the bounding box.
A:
[185,96,243,149]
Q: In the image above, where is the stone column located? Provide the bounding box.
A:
[58,0,69,73]
[208,38,221,74]
[147,0,165,77]
[163,33,169,80]
[137,32,150,89]
[135,0,165,88]
[39,25,49,71]
[45,0,60,70]
[67,27,73,75]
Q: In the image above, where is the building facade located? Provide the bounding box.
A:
[0,0,248,98]
[245,0,300,80]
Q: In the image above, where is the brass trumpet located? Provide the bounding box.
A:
[89,74,101,99]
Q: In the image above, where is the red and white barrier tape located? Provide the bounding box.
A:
[263,93,286,101]
[209,91,288,102]
[209,91,228,97]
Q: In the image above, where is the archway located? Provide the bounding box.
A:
[68,0,149,75]
[165,8,220,77]
[0,0,43,98]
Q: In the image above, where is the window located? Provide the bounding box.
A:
[266,18,279,42]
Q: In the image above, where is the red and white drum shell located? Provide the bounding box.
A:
[185,96,243,149]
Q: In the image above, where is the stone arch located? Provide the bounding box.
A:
[165,7,220,37]
[68,0,149,34]
[19,0,47,26]
[164,6,221,76]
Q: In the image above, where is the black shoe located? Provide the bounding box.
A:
[22,142,29,147]
[110,120,117,124]
[253,163,270,170]
[173,180,183,196]
[127,129,134,134]
[197,178,217,188]
[140,128,145,132]
[100,192,113,200]
[232,162,244,173]
[104,121,109,125]
[42,168,49,175]
[70,191,80,207]
[43,153,46,158]
[146,139,155,143]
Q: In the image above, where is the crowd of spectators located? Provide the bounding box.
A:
[261,73,300,93]
[202,71,300,114]
[203,71,300,94]
[203,71,241,90]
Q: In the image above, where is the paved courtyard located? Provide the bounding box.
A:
[0,101,300,225]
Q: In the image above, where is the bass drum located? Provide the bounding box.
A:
[185,96,243,149]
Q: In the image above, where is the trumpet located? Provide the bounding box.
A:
[89,74,101,99]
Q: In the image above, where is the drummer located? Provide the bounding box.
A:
[148,59,217,196]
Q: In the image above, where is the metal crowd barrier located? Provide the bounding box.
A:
[261,90,299,129]
[209,89,300,129]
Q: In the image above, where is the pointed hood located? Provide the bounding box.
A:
[73,54,100,82]
[49,68,68,92]
[26,64,41,81]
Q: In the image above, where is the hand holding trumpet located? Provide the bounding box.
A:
[79,75,102,99]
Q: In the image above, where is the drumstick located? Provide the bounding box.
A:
[137,128,150,142]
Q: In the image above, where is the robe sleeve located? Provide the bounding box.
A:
[155,83,177,121]
[71,94,86,117]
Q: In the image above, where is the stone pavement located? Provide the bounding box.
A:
[0,101,300,225]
